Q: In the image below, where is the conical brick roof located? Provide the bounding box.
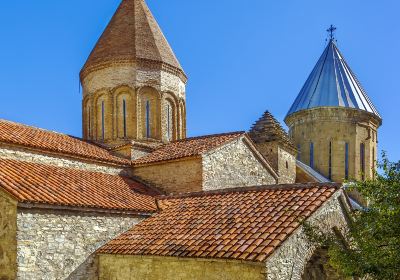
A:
[249,111,296,151]
[80,0,184,79]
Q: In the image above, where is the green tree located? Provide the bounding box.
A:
[305,154,400,280]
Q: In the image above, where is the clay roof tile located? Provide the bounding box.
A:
[98,183,340,262]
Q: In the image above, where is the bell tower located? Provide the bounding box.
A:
[80,0,187,154]
[285,28,382,182]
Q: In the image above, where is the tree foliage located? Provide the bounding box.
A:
[305,153,400,280]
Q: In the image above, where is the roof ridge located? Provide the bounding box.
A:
[158,182,341,200]
[0,119,130,165]
[170,131,245,143]
[0,118,75,137]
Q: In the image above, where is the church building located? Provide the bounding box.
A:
[0,0,381,279]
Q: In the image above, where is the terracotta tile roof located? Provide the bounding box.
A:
[0,119,129,165]
[0,158,158,212]
[133,132,245,165]
[98,183,340,261]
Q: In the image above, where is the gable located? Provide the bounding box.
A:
[202,136,278,191]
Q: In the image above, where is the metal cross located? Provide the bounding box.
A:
[327,24,337,40]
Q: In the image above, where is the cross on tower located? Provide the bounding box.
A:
[327,24,337,40]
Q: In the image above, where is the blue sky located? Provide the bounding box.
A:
[0,0,399,160]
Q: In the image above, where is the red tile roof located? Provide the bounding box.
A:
[133,132,245,165]
[98,183,340,261]
[0,158,158,212]
[0,119,129,165]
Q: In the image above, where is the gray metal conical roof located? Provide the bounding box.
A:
[286,39,380,118]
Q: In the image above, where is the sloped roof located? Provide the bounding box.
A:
[81,0,184,79]
[249,111,296,151]
[296,160,331,183]
[98,183,339,262]
[133,132,245,165]
[0,158,158,212]
[286,39,380,118]
[0,119,129,165]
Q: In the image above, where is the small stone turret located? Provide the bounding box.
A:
[80,0,187,159]
[249,111,297,184]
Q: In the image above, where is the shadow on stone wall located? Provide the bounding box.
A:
[66,253,98,280]
[301,248,345,280]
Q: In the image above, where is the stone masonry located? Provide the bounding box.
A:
[133,158,203,194]
[285,107,381,182]
[98,255,266,280]
[0,190,17,280]
[202,137,277,191]
[0,146,127,175]
[133,136,278,194]
[16,208,144,280]
[265,190,348,280]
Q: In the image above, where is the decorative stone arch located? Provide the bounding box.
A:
[94,90,112,141]
[301,247,343,280]
[162,92,179,142]
[82,96,93,140]
[137,86,162,140]
[112,85,136,139]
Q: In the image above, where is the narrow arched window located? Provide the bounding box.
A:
[372,147,376,180]
[166,103,173,141]
[101,101,105,140]
[310,142,314,168]
[122,99,127,138]
[360,143,365,180]
[87,105,91,139]
[345,142,349,180]
[328,141,332,180]
[145,100,151,138]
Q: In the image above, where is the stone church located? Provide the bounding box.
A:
[0,0,381,279]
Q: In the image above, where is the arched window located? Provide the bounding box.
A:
[122,99,127,138]
[145,100,151,138]
[310,142,314,168]
[87,105,91,139]
[101,101,105,140]
[139,87,161,140]
[372,147,376,179]
[167,103,172,141]
[345,142,349,180]
[164,100,174,141]
[360,143,365,180]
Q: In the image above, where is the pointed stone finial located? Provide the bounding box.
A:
[249,110,296,151]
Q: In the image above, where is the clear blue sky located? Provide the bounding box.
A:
[0,0,399,160]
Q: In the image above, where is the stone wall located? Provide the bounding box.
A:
[16,208,144,280]
[133,158,203,194]
[285,107,380,182]
[248,141,296,184]
[98,255,266,280]
[265,190,348,280]
[277,147,297,184]
[0,189,17,280]
[0,145,127,175]
[202,137,277,191]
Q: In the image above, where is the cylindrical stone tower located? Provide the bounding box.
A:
[285,38,382,182]
[80,0,187,148]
